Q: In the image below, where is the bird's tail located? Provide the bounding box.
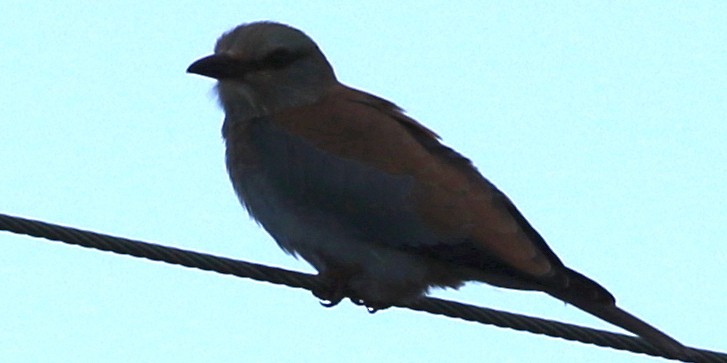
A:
[546,268,688,359]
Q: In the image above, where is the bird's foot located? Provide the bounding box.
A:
[312,269,394,313]
[313,270,350,308]
[313,285,345,308]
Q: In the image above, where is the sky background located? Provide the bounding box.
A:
[2,2,725,362]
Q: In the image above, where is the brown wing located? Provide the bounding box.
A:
[271,84,562,280]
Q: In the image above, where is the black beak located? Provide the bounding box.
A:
[187,54,247,79]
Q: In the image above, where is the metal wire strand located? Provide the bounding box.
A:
[1,213,724,363]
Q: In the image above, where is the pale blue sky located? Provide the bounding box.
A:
[2,2,725,362]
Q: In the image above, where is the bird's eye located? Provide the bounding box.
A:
[262,49,297,69]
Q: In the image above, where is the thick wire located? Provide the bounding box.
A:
[1,212,724,363]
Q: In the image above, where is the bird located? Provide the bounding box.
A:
[187,21,686,357]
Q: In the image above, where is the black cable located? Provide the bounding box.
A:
[1,213,724,363]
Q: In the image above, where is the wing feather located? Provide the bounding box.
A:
[261,85,569,281]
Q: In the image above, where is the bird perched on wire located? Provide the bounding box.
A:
[187,21,686,357]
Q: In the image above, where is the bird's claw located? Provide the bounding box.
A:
[313,287,344,308]
[318,296,344,308]
[313,272,347,308]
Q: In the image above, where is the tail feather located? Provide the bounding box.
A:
[547,269,687,359]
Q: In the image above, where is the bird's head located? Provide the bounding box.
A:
[188,22,337,119]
